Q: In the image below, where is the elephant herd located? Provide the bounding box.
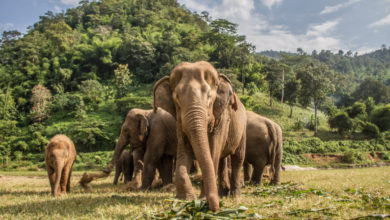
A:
[44,61,283,212]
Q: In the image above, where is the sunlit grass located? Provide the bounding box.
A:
[1,167,389,219]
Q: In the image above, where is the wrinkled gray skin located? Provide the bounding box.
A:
[153,61,247,212]
[113,149,134,185]
[244,111,283,185]
[105,108,177,189]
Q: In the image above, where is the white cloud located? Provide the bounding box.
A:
[0,23,14,32]
[54,6,62,13]
[259,0,283,9]
[59,0,79,6]
[307,20,340,36]
[179,0,344,53]
[320,0,360,15]
[369,14,390,28]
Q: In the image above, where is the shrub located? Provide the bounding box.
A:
[370,104,390,131]
[115,95,152,117]
[78,80,105,106]
[342,150,370,164]
[362,122,380,138]
[381,152,390,161]
[346,101,367,118]
[329,112,353,134]
[239,95,254,110]
[292,119,304,131]
[13,151,23,161]
[305,114,319,131]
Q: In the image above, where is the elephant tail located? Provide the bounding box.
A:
[267,121,278,176]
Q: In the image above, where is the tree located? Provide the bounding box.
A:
[78,80,104,107]
[30,84,52,123]
[263,60,282,107]
[297,64,334,136]
[284,77,301,117]
[370,104,390,131]
[351,78,390,104]
[113,64,134,98]
[329,112,353,134]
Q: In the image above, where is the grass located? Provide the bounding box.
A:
[1,167,390,219]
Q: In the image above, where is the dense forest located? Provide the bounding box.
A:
[0,0,389,161]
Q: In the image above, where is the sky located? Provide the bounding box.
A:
[0,0,390,54]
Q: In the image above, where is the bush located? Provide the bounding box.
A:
[305,114,319,131]
[329,112,353,134]
[13,151,23,161]
[370,104,390,131]
[292,119,304,131]
[78,80,105,107]
[239,95,254,110]
[381,152,390,161]
[114,95,152,117]
[362,122,380,138]
[342,150,370,164]
[346,102,367,118]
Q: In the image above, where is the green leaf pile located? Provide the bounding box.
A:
[139,199,262,219]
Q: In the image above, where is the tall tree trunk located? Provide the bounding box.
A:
[281,68,285,103]
[314,103,318,136]
[242,69,245,95]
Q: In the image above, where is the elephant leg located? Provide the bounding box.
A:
[66,168,72,193]
[229,136,246,197]
[175,139,196,200]
[47,166,55,193]
[270,150,282,185]
[61,163,71,193]
[251,160,267,185]
[113,164,121,185]
[243,161,253,182]
[158,156,173,185]
[141,159,158,189]
[218,157,230,197]
[53,161,63,196]
[131,147,145,189]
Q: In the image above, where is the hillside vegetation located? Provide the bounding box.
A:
[0,0,389,169]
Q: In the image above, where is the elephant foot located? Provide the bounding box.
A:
[190,174,203,183]
[218,187,230,197]
[270,180,281,186]
[176,191,196,201]
[218,182,230,197]
[229,188,241,197]
[207,194,220,212]
[161,183,176,193]
[151,178,163,189]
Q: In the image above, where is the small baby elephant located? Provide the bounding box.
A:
[113,149,134,185]
[44,134,76,196]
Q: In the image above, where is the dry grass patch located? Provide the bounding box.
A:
[1,167,390,219]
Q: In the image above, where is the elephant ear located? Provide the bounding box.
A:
[153,76,176,117]
[214,74,238,117]
[138,114,149,142]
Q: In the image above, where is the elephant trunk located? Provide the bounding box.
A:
[105,134,129,173]
[182,106,219,212]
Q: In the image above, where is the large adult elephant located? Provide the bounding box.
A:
[105,108,177,189]
[153,61,247,212]
[244,111,283,185]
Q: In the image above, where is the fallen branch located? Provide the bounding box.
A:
[79,170,110,189]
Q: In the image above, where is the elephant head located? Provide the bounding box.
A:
[106,109,151,172]
[153,61,237,211]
